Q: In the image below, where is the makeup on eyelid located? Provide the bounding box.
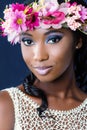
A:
[21,32,64,46]
[46,34,63,44]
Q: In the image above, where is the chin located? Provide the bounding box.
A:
[35,74,58,83]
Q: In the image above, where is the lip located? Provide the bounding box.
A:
[34,66,53,75]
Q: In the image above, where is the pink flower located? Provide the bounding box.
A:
[66,17,81,30]
[39,1,58,17]
[4,8,14,20]
[80,6,87,22]
[11,3,26,11]
[0,23,6,36]
[25,7,40,30]
[11,10,27,33]
[43,11,65,25]
[68,4,81,15]
[26,12,40,30]
[1,1,87,44]
[7,31,19,44]
[68,2,77,7]
[25,7,33,15]
[45,2,58,13]
[58,3,69,15]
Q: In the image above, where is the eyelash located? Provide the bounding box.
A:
[21,38,34,46]
[46,35,63,44]
[21,35,63,46]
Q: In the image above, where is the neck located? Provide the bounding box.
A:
[35,65,78,99]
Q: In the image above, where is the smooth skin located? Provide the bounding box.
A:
[0,28,87,130]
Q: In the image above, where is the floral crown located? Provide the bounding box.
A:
[0,0,87,44]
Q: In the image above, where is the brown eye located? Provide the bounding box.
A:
[22,38,34,46]
[46,35,63,44]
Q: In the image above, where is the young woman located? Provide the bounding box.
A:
[0,0,87,129]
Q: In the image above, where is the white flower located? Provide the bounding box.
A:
[4,8,14,20]
[8,31,19,44]
[66,17,81,30]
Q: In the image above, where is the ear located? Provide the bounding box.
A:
[76,38,83,49]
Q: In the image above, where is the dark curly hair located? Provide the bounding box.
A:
[23,0,87,117]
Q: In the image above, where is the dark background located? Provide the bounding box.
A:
[0,0,29,90]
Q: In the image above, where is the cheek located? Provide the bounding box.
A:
[49,33,74,61]
[42,43,74,81]
[21,44,33,66]
[50,41,74,70]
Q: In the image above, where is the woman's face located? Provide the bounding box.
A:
[20,28,75,82]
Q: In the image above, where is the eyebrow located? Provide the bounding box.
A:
[20,29,63,37]
[21,32,32,37]
[44,29,63,35]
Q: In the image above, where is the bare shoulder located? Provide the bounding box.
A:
[0,90,14,130]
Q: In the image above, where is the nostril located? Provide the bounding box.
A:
[34,52,49,61]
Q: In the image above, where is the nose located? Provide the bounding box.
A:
[33,44,49,62]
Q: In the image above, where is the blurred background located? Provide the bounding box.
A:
[0,0,29,90]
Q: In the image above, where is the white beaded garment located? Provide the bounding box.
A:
[5,87,87,130]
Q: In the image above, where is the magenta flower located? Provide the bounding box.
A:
[11,3,26,11]
[25,7,33,15]
[11,10,27,33]
[43,11,65,24]
[1,1,87,44]
[26,12,40,30]
[68,2,77,7]
[80,7,87,22]
[0,24,6,36]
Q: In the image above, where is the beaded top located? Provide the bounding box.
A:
[5,87,87,130]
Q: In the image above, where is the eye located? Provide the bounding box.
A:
[21,37,34,46]
[46,35,63,44]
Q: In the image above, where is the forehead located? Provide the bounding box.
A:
[20,28,73,37]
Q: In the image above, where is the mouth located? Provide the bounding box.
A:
[34,66,53,75]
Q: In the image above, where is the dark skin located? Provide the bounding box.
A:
[0,28,87,130]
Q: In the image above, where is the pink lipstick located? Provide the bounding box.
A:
[34,66,53,75]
